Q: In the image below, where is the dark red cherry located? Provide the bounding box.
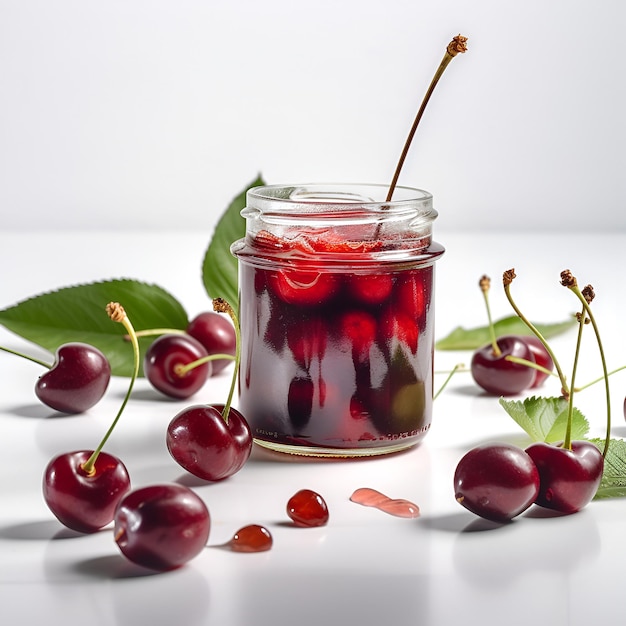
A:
[470,335,536,395]
[35,342,111,413]
[338,310,377,362]
[286,489,329,527]
[454,443,540,523]
[43,450,131,533]
[287,376,315,427]
[346,273,393,306]
[144,334,211,399]
[525,441,604,514]
[286,315,327,368]
[394,269,430,320]
[166,404,252,481]
[268,269,338,306]
[522,336,554,388]
[378,308,419,353]
[114,483,210,571]
[186,312,236,375]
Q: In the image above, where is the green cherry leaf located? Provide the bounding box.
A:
[202,175,265,313]
[435,315,577,351]
[0,279,188,377]
[499,396,590,443]
[589,438,626,499]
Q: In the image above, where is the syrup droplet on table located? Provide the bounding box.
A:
[228,524,273,552]
[350,487,420,518]
[286,489,329,527]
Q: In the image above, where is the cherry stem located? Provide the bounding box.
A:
[433,362,465,400]
[434,365,469,375]
[564,305,587,450]
[125,328,185,341]
[212,297,240,424]
[504,355,557,380]
[386,34,468,202]
[81,302,140,476]
[503,270,570,397]
[574,364,626,392]
[174,353,236,377]
[0,345,52,369]
[479,275,501,356]
[563,277,611,457]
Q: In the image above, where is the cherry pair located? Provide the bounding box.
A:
[454,440,604,522]
[471,334,554,396]
[50,480,325,573]
[143,311,236,400]
[457,269,611,522]
[470,275,554,396]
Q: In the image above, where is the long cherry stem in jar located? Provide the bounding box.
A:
[386,34,467,202]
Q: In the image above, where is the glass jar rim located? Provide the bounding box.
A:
[235,182,441,269]
[246,182,435,219]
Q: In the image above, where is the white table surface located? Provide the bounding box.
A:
[1,229,625,626]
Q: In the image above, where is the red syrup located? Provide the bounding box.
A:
[350,487,420,518]
[232,183,443,456]
[227,524,273,552]
[237,246,436,451]
[286,489,329,527]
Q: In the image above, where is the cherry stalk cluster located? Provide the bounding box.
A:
[455,269,610,522]
[39,300,261,570]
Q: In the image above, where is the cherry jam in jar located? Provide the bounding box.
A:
[231,183,443,457]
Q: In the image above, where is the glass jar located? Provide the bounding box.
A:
[231,183,443,457]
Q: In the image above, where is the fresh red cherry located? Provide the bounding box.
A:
[500,268,607,514]
[287,489,330,527]
[522,336,554,388]
[43,450,130,533]
[186,312,236,375]
[453,443,540,523]
[144,334,211,399]
[34,342,111,414]
[41,303,138,534]
[525,440,604,513]
[470,335,537,396]
[114,483,210,571]
[166,404,252,481]
[268,269,338,306]
[167,298,253,481]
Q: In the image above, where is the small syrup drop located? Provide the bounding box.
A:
[228,524,273,552]
[350,487,420,518]
[286,489,329,527]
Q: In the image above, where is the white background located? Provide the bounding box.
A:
[1,0,624,233]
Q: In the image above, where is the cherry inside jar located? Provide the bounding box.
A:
[231,183,443,457]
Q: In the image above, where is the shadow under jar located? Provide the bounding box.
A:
[231,183,444,457]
